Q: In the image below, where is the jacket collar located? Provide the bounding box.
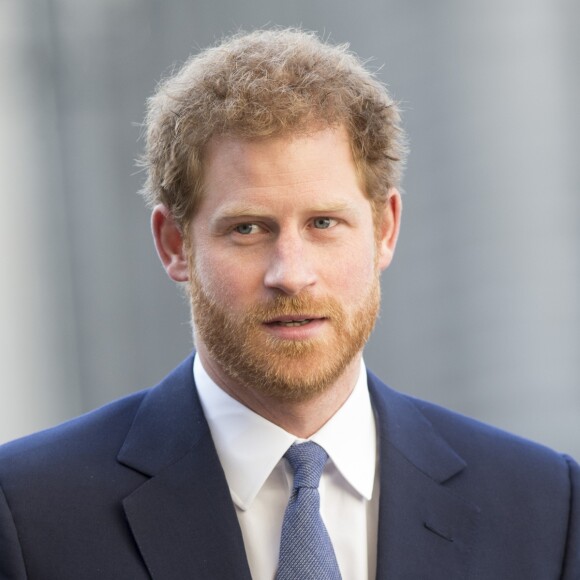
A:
[118,353,252,580]
[368,371,480,579]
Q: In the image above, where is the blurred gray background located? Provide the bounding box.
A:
[1,0,579,456]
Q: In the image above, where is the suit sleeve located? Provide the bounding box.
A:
[0,484,27,580]
[561,455,580,579]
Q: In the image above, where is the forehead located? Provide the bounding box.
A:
[201,127,363,200]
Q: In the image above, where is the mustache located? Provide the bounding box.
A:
[245,294,344,321]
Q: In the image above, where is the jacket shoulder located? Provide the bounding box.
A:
[410,392,571,467]
[0,389,149,480]
[368,370,572,465]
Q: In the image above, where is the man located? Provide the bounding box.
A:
[0,29,578,580]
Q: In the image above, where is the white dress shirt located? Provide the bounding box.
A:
[194,354,379,580]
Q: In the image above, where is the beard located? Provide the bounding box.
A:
[188,267,381,403]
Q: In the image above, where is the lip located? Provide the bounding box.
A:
[262,317,327,340]
[264,314,323,324]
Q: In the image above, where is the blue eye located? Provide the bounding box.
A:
[313,217,333,229]
[234,223,259,235]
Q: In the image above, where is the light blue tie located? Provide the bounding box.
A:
[275,441,342,580]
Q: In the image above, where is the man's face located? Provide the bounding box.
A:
[187,127,398,402]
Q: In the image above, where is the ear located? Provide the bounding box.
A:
[376,188,402,271]
[151,204,189,282]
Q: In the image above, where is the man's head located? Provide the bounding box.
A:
[141,28,406,230]
[147,29,405,406]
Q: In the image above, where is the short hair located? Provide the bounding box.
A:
[140,28,407,227]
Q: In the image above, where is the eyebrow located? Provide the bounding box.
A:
[214,201,355,221]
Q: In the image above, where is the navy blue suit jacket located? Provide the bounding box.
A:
[0,353,578,579]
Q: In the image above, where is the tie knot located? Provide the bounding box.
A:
[284,441,328,489]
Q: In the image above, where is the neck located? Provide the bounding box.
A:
[196,346,362,438]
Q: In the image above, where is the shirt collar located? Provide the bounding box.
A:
[194,354,377,510]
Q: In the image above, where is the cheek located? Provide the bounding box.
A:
[323,242,377,297]
[194,249,266,307]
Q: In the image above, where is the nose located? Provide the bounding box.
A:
[263,232,317,296]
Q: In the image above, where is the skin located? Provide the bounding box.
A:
[152,127,401,437]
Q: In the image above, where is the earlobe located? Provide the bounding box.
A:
[151,205,190,282]
[377,188,402,271]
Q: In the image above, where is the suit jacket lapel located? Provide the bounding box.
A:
[368,372,480,580]
[114,355,480,579]
[117,355,252,580]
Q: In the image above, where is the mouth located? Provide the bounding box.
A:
[264,316,324,327]
[260,314,328,341]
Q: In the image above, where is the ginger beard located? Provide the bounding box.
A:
[187,255,382,402]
